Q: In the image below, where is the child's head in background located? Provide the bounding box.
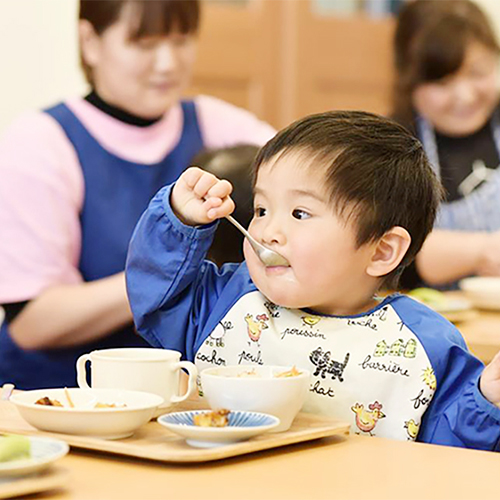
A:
[393,0,500,136]
[245,110,443,315]
[193,145,259,266]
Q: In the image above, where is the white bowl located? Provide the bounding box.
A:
[11,388,164,439]
[158,410,280,448]
[200,365,310,432]
[459,277,500,310]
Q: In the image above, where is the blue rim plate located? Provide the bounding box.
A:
[158,410,280,448]
[0,436,69,477]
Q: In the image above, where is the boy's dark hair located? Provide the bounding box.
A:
[193,145,259,266]
[79,0,200,85]
[392,0,500,124]
[253,110,444,288]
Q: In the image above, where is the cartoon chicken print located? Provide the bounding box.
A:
[244,313,269,343]
[422,367,437,390]
[301,315,321,328]
[351,401,386,436]
[404,419,420,440]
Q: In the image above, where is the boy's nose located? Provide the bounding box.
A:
[260,218,286,248]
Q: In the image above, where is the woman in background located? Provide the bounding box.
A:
[393,0,500,288]
[0,0,275,389]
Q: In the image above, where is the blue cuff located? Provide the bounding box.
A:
[473,376,500,423]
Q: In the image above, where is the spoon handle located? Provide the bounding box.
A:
[225,214,252,240]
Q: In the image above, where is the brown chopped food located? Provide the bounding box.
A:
[34,397,63,407]
[275,366,302,378]
[193,409,230,427]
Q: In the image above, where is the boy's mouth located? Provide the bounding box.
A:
[265,265,291,276]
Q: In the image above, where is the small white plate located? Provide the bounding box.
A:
[158,410,280,448]
[0,436,69,477]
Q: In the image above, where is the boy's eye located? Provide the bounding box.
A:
[292,209,311,220]
[254,207,266,218]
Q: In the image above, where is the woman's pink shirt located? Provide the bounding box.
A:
[0,95,276,302]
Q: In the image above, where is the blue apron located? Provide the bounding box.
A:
[416,114,500,231]
[0,101,204,389]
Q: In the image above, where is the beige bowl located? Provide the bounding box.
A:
[11,388,163,439]
[200,365,310,432]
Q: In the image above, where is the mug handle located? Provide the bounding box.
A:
[170,361,198,403]
[76,354,92,389]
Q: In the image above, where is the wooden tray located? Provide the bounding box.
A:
[0,467,69,499]
[0,400,349,463]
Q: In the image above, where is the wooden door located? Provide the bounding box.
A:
[186,0,283,128]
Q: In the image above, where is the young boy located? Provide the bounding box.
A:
[126,111,500,449]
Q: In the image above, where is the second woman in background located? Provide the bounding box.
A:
[0,0,275,389]
[393,0,500,288]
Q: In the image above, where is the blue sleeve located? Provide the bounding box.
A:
[394,297,500,450]
[125,184,240,360]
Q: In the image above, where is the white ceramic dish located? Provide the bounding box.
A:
[158,410,280,448]
[0,436,69,477]
[11,388,163,439]
[459,277,500,310]
[200,365,310,432]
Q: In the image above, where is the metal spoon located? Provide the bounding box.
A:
[225,215,290,267]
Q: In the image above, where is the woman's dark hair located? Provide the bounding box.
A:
[194,145,259,266]
[392,0,500,124]
[79,0,200,84]
[254,110,444,289]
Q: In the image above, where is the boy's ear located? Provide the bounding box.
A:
[366,227,411,279]
[79,20,101,67]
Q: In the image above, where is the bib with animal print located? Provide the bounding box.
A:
[194,291,436,441]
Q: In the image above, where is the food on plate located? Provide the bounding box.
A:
[0,434,31,462]
[193,409,230,427]
[275,366,302,378]
[35,396,64,407]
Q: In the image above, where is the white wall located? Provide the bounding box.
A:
[0,0,86,132]
[1,0,500,134]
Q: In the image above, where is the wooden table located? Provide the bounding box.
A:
[26,434,500,500]
[442,292,500,364]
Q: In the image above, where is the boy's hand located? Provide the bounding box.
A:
[479,350,500,406]
[171,167,235,226]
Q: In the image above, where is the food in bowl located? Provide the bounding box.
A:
[193,409,230,427]
[35,397,64,407]
[34,395,127,409]
[200,365,310,432]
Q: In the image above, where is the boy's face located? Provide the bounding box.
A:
[412,41,499,137]
[245,152,379,316]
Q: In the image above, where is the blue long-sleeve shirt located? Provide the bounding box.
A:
[126,184,500,449]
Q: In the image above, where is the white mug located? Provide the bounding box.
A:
[76,348,198,408]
